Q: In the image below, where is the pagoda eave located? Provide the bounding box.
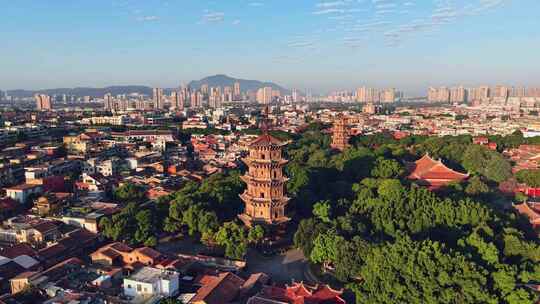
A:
[238,213,290,227]
[240,175,290,184]
[242,158,289,166]
[239,193,290,204]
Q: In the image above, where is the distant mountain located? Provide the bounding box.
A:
[6,75,290,98]
[188,74,290,94]
[7,86,153,98]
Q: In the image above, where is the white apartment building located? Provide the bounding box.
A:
[123,267,179,300]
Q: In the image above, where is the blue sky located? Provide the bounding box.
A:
[1,0,539,95]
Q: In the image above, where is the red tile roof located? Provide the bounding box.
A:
[256,283,345,304]
[249,134,285,148]
[192,272,246,304]
[407,154,468,189]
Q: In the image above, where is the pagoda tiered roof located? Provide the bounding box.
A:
[249,133,287,148]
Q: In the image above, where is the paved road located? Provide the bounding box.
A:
[244,249,314,284]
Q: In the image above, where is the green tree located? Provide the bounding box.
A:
[516,169,540,187]
[462,145,512,183]
[215,221,248,260]
[465,176,490,196]
[313,200,332,223]
[248,225,265,244]
[135,209,157,246]
[371,158,405,179]
[293,218,328,257]
[114,183,146,203]
[310,229,345,270]
[351,236,499,304]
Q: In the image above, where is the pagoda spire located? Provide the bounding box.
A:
[260,105,271,133]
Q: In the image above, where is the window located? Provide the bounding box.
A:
[260,192,265,198]
[137,285,142,292]
[127,284,132,289]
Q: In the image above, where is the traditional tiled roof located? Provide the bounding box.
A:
[407,154,468,188]
[257,283,345,304]
[191,272,246,304]
[249,133,285,148]
[514,202,540,228]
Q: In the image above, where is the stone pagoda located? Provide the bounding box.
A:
[239,112,290,227]
[331,115,350,151]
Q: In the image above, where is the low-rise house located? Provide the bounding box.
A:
[37,229,98,268]
[111,130,175,143]
[0,197,18,221]
[191,272,246,304]
[32,192,72,216]
[77,172,114,192]
[0,216,60,247]
[5,183,43,204]
[123,266,180,299]
[59,211,103,233]
[90,242,164,267]
[504,144,540,173]
[10,257,84,294]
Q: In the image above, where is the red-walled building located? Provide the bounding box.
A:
[248,282,345,304]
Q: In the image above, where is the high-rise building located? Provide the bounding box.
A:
[201,84,209,95]
[104,93,114,110]
[191,92,203,108]
[331,115,350,151]
[234,82,241,100]
[450,86,467,103]
[257,87,273,104]
[512,86,526,97]
[153,88,164,109]
[493,85,509,99]
[224,86,233,102]
[356,87,379,103]
[478,86,490,99]
[292,89,299,103]
[427,87,450,103]
[171,91,184,110]
[35,94,52,111]
[239,132,290,227]
[380,88,396,103]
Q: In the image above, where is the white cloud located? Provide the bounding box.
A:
[137,15,159,22]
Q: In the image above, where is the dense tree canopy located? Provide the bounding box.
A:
[462,145,512,183]
[288,126,540,303]
[114,183,147,203]
[516,169,540,187]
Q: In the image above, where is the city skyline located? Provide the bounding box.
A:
[2,0,540,94]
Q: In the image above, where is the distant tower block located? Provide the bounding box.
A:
[331,115,350,151]
[239,133,290,227]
